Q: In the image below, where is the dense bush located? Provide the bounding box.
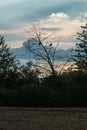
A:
[0,71,87,107]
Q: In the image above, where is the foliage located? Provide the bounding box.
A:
[0,71,87,107]
[0,35,18,80]
[72,21,87,73]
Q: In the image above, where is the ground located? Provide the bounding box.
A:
[0,107,87,130]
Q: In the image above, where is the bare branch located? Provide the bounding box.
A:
[25,25,68,75]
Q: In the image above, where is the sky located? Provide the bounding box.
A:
[0,0,87,49]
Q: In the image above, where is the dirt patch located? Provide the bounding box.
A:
[0,107,87,130]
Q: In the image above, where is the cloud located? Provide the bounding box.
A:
[0,0,87,31]
[39,12,83,37]
[49,12,69,20]
[41,27,61,31]
[39,1,87,20]
[33,12,84,49]
[0,11,85,49]
[11,39,72,62]
[0,25,30,35]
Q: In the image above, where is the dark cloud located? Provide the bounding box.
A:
[11,44,71,61]
[60,1,87,17]
[0,0,87,30]
[38,1,87,19]
[41,27,61,31]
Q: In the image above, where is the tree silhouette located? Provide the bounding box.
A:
[0,35,18,79]
[24,25,66,75]
[72,20,87,73]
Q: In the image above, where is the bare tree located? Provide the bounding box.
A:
[24,25,68,75]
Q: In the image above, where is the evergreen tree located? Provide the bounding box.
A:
[72,21,87,73]
[0,35,18,79]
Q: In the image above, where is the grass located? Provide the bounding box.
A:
[0,107,87,130]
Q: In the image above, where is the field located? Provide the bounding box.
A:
[0,107,87,130]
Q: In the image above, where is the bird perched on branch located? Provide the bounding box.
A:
[39,40,42,46]
[50,43,52,46]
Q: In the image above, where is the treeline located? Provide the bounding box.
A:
[0,20,87,107]
[0,71,87,107]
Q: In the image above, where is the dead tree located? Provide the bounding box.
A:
[24,25,68,75]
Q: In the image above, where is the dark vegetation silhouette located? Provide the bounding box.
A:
[0,20,87,107]
[72,22,87,73]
